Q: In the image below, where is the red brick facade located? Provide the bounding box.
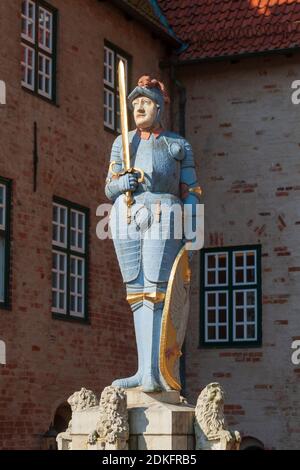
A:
[1,0,299,451]
[0,0,170,449]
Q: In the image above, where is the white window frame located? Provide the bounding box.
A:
[38,52,52,98]
[233,289,257,342]
[52,199,88,321]
[52,251,67,314]
[205,252,228,287]
[21,44,35,91]
[21,0,36,43]
[233,249,257,286]
[21,0,56,101]
[103,43,130,131]
[70,255,85,318]
[104,46,115,88]
[38,6,53,52]
[70,209,85,253]
[205,290,229,343]
[52,203,67,248]
[201,246,261,347]
[104,88,115,130]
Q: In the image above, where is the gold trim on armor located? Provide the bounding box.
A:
[126,292,166,305]
[189,186,202,198]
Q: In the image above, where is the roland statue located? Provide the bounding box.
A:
[105,64,202,393]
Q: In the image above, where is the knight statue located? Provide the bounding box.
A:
[105,62,202,393]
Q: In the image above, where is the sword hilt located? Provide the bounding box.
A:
[109,161,145,184]
[108,161,145,223]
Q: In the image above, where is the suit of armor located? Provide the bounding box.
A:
[105,79,201,392]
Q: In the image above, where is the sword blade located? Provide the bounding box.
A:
[118,60,130,171]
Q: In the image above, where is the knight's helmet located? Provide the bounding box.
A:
[127,75,170,125]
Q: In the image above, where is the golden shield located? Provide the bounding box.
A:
[159,246,191,391]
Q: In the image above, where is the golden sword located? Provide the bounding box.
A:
[109,60,144,223]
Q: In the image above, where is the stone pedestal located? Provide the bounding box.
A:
[58,388,195,450]
[126,389,195,450]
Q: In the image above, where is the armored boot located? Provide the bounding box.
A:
[139,300,163,393]
[112,295,164,392]
[112,300,144,389]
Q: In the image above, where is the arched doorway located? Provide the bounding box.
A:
[53,402,72,434]
[240,436,264,450]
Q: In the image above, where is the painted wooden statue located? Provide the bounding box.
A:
[105,62,202,393]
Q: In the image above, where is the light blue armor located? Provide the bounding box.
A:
[105,81,201,392]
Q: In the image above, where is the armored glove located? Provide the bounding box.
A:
[118,173,139,192]
[105,172,139,201]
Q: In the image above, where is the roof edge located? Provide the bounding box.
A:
[105,0,181,47]
[160,45,300,67]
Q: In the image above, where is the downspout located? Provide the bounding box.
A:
[170,62,186,137]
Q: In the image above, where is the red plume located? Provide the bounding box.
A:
[137,75,170,104]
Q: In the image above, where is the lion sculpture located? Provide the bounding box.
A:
[194,382,241,450]
[88,386,129,450]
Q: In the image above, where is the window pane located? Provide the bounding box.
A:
[234,289,257,341]
[233,250,257,285]
[207,326,216,340]
[247,308,255,322]
[21,44,35,91]
[205,252,228,286]
[208,310,216,323]
[246,268,255,283]
[207,255,215,268]
[207,293,216,307]
[219,310,227,323]
[236,291,244,305]
[247,290,255,305]
[235,252,244,267]
[218,293,226,307]
[70,210,85,252]
[236,308,244,322]
[218,254,227,268]
[104,88,114,129]
[247,324,256,339]
[38,7,53,52]
[38,53,52,98]
[247,252,255,266]
[104,47,114,87]
[70,256,85,318]
[21,0,36,42]
[219,326,227,340]
[218,270,226,284]
[207,271,215,284]
[235,324,244,339]
[52,204,67,246]
[52,252,67,313]
[71,229,76,248]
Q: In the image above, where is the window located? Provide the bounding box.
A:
[52,198,89,321]
[200,245,262,347]
[103,42,131,132]
[0,178,12,309]
[21,0,57,101]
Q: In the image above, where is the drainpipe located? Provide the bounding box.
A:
[170,63,186,137]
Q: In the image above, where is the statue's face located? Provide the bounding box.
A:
[132,95,158,129]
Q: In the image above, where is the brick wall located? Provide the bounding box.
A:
[0,0,169,449]
[178,53,300,450]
